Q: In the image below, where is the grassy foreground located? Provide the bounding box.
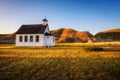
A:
[0,42,120,80]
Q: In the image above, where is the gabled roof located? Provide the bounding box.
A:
[16,24,48,34]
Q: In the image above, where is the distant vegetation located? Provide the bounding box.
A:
[0,42,120,80]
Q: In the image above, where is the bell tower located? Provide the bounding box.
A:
[42,17,48,25]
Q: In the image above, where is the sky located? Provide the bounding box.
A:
[0,0,120,35]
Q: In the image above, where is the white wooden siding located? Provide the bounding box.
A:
[16,34,44,46]
[44,36,55,46]
[16,34,55,47]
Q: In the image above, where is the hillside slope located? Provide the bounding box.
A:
[95,28,120,41]
[0,33,15,44]
[51,28,93,42]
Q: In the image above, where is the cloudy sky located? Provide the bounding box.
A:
[0,0,120,34]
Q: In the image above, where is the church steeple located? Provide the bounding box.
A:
[42,17,48,25]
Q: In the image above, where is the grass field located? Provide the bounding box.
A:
[0,42,120,80]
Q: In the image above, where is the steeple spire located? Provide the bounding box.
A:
[42,16,48,22]
[42,17,48,25]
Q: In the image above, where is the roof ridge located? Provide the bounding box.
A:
[22,24,42,26]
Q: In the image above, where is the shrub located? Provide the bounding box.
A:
[84,47,104,51]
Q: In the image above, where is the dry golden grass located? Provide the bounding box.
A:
[0,42,120,80]
[56,42,120,47]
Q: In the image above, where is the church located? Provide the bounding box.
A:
[16,18,55,47]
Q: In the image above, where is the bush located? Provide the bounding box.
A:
[84,47,104,51]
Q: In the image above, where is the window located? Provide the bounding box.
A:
[24,36,28,42]
[30,36,33,42]
[36,35,39,42]
[19,36,22,42]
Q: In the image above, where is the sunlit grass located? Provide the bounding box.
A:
[0,48,120,58]
[56,42,120,47]
[0,42,120,80]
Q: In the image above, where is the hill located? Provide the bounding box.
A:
[0,33,15,44]
[95,28,120,41]
[51,28,94,42]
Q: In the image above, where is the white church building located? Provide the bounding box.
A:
[16,18,55,47]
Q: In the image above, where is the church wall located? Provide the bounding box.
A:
[44,36,55,46]
[16,34,44,46]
